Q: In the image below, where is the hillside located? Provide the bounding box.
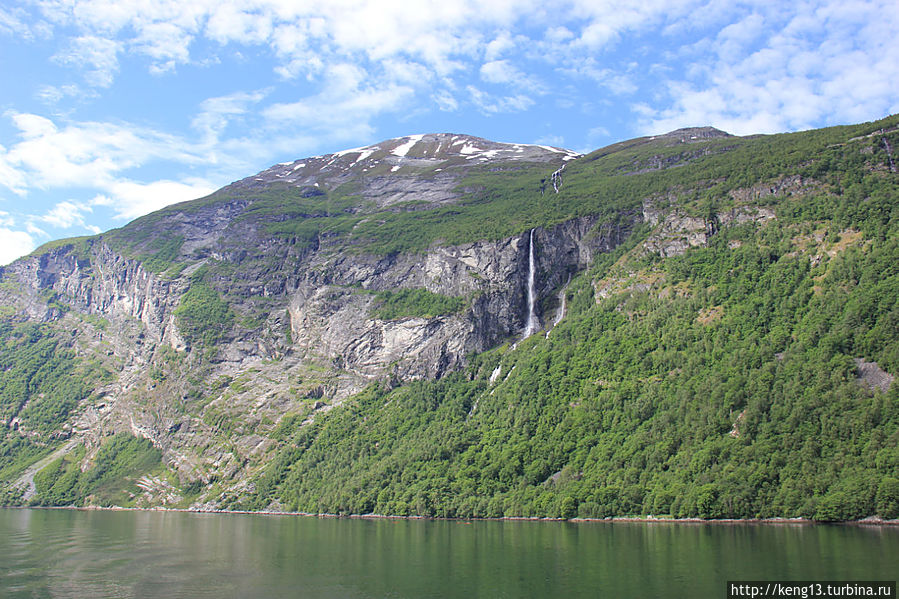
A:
[1,119,897,521]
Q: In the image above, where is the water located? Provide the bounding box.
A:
[1,509,896,599]
[523,229,539,339]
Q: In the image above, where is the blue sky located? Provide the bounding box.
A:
[1,0,897,264]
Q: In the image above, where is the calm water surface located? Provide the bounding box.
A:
[1,509,896,598]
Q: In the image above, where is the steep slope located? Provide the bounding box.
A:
[1,119,897,520]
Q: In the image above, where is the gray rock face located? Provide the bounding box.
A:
[3,242,185,348]
[0,204,637,493]
[0,132,639,500]
[2,207,633,386]
[287,212,635,381]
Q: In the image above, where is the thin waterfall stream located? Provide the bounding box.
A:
[523,229,539,339]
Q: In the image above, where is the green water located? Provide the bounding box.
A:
[0,509,895,598]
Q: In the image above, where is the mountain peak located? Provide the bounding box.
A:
[656,126,733,141]
[248,133,580,189]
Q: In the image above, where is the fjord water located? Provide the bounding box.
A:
[1,509,896,598]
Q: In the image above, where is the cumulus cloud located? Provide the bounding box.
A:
[0,111,221,228]
[637,0,899,135]
[92,179,216,220]
[480,59,544,92]
[0,228,36,266]
[484,31,517,61]
[18,0,896,140]
[0,212,37,264]
[0,0,894,242]
[1,112,203,192]
[432,90,460,112]
[41,201,92,229]
[263,63,415,140]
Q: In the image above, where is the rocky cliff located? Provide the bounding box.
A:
[0,132,635,497]
[3,119,896,513]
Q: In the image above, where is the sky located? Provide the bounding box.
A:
[0,0,897,265]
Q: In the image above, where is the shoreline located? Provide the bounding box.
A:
[6,505,899,526]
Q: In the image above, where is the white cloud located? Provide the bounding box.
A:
[132,21,194,73]
[52,35,121,87]
[2,0,895,231]
[0,6,31,37]
[263,63,415,139]
[2,112,209,193]
[588,125,610,139]
[41,201,92,229]
[480,59,544,92]
[0,229,36,266]
[205,2,273,45]
[484,31,516,61]
[637,0,899,135]
[92,179,215,220]
[560,57,638,95]
[0,144,28,195]
[567,0,695,49]
[466,85,534,114]
[0,211,40,266]
[0,111,227,226]
[432,90,460,112]
[191,90,268,142]
[35,84,88,104]
[714,12,765,62]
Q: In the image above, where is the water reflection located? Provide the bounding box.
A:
[1,510,896,598]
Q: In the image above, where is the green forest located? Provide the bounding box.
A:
[221,119,899,521]
[3,115,898,521]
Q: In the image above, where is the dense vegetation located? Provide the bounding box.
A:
[371,288,468,320]
[0,321,105,483]
[33,433,163,506]
[173,281,234,347]
[4,115,898,521]
[223,118,899,521]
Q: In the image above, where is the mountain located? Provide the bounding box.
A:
[1,120,897,521]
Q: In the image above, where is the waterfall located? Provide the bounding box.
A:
[883,135,897,173]
[551,273,572,330]
[523,229,539,339]
[551,165,565,193]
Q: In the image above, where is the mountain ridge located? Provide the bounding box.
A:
[1,115,898,521]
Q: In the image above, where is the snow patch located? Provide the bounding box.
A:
[391,134,425,157]
[292,163,306,171]
[536,145,567,155]
[390,165,401,172]
[353,149,377,164]
[334,144,369,157]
